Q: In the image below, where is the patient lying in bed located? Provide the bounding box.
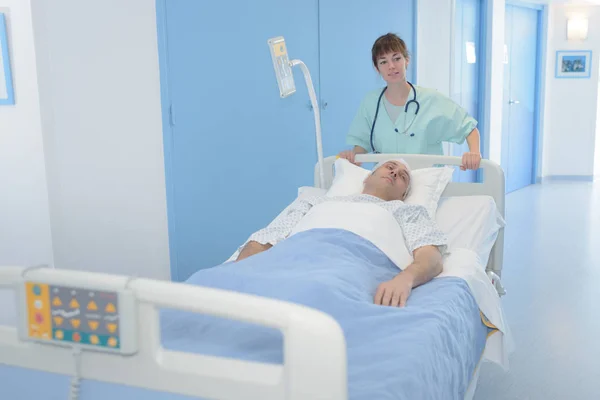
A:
[235,158,447,308]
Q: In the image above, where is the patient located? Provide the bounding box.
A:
[235,158,448,308]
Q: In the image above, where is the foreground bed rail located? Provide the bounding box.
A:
[0,266,348,400]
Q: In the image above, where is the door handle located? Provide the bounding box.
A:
[508,100,520,105]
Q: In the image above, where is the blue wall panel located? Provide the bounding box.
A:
[157,0,320,280]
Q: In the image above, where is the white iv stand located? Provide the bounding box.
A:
[267,36,325,189]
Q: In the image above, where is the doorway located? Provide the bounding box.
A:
[502,2,542,193]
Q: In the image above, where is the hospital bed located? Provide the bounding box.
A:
[0,154,511,400]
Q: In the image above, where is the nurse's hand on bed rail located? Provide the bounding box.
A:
[236,241,272,262]
[337,146,367,166]
[460,152,481,171]
[374,245,443,307]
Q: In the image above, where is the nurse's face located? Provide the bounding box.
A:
[363,161,411,201]
[376,52,409,84]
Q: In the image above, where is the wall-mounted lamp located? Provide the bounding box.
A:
[567,16,588,41]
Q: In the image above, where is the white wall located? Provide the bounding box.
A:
[484,0,506,165]
[416,0,453,96]
[596,75,600,177]
[417,0,505,163]
[30,0,170,279]
[416,0,454,155]
[542,4,600,178]
[0,1,53,267]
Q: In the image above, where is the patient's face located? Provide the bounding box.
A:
[364,161,410,201]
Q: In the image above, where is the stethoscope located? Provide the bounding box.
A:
[369,81,420,153]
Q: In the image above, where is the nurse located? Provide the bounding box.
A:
[338,33,481,171]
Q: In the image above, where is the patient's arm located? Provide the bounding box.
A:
[374,245,443,307]
[375,205,447,307]
[236,241,272,261]
[234,198,315,262]
[403,245,443,287]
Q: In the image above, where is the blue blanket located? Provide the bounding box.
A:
[0,229,488,400]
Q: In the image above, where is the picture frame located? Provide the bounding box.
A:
[555,50,592,79]
[0,12,15,105]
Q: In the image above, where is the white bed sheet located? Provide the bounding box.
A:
[288,200,511,370]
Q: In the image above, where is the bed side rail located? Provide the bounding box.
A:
[0,266,347,400]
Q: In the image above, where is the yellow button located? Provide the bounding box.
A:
[53,316,63,326]
[69,298,79,309]
[107,323,117,333]
[71,319,81,329]
[55,330,64,340]
[105,303,116,313]
[107,337,117,347]
[88,321,99,331]
[87,301,98,311]
[52,297,62,307]
[89,335,99,345]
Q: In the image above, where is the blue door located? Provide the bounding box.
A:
[157,0,320,280]
[502,4,539,193]
[451,0,484,183]
[318,0,416,158]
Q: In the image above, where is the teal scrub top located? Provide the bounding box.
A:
[346,86,478,155]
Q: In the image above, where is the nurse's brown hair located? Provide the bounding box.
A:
[371,33,410,69]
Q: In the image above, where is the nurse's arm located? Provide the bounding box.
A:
[466,128,481,153]
[461,128,482,170]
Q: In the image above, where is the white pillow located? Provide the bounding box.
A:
[325,158,453,218]
[436,195,505,267]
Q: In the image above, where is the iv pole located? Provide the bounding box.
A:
[267,37,326,189]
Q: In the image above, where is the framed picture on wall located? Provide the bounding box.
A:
[0,12,15,105]
[555,50,592,79]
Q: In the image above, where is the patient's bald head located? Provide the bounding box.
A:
[362,160,411,201]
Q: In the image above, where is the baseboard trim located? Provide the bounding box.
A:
[543,175,594,182]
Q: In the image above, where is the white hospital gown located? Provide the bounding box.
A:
[239,194,447,256]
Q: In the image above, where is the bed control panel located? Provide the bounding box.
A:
[18,280,137,355]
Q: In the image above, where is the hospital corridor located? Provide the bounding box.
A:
[474,181,600,399]
[1,0,600,399]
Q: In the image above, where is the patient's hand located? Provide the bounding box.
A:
[374,273,414,308]
[236,241,272,262]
